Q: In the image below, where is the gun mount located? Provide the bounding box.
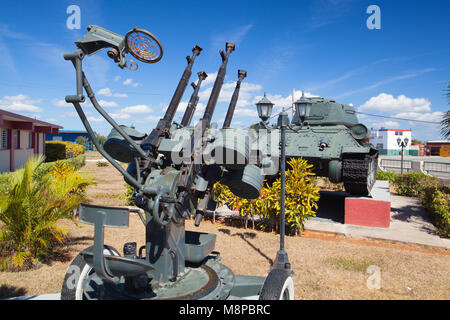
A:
[60,25,294,300]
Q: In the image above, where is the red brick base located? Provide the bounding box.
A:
[345,198,391,228]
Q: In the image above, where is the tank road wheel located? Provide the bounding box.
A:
[258,269,294,300]
[60,245,119,300]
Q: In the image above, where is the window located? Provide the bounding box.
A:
[395,131,403,136]
[28,132,33,148]
[0,129,8,149]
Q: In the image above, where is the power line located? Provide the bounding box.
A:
[268,105,441,124]
[355,111,441,124]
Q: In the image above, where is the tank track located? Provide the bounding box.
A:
[342,150,378,196]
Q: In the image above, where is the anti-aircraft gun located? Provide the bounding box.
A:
[60,25,294,300]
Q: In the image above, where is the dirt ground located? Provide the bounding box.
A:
[0,157,449,300]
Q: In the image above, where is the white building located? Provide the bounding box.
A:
[369,128,414,155]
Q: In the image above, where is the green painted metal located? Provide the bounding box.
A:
[61,25,274,300]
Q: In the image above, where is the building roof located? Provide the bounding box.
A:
[58,130,88,133]
[0,109,62,134]
[0,109,62,128]
[378,128,411,132]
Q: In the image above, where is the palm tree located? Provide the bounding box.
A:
[440,81,450,139]
[0,156,93,270]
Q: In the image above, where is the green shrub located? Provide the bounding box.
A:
[376,170,397,182]
[394,172,440,197]
[119,183,135,206]
[213,158,320,235]
[45,141,85,162]
[421,185,450,238]
[96,160,109,167]
[0,156,94,271]
[45,142,66,162]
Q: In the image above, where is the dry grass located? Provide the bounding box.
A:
[0,159,449,300]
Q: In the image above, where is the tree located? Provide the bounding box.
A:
[440,82,450,139]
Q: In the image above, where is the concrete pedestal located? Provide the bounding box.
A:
[314,180,391,228]
[345,180,391,228]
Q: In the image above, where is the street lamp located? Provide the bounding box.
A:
[256,93,274,122]
[397,137,409,174]
[293,91,312,124]
[272,108,293,274]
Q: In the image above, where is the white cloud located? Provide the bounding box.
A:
[367,120,400,129]
[123,78,140,87]
[97,88,128,98]
[52,99,70,107]
[233,108,258,117]
[110,113,131,120]
[87,116,104,123]
[359,93,432,114]
[120,104,153,114]
[113,75,121,82]
[0,94,43,113]
[198,81,262,107]
[393,111,444,123]
[202,72,217,86]
[136,115,161,123]
[97,100,118,107]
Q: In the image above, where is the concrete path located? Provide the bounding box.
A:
[305,192,450,249]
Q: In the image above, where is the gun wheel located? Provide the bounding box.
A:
[60,245,119,300]
[125,27,163,63]
[258,269,294,300]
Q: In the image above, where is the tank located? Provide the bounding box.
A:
[252,96,379,196]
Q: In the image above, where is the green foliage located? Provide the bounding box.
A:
[96,160,109,167]
[213,158,320,235]
[45,142,66,162]
[394,172,440,197]
[376,170,397,183]
[119,183,135,206]
[383,171,449,238]
[0,155,94,271]
[45,141,85,162]
[75,136,89,149]
[420,184,450,238]
[95,134,106,148]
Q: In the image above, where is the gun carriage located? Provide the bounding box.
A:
[60,25,294,300]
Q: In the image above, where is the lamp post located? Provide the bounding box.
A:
[273,107,292,273]
[293,91,312,126]
[397,137,409,174]
[256,93,274,123]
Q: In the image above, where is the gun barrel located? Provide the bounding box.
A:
[201,42,235,127]
[222,69,247,128]
[181,71,208,126]
[163,45,203,122]
[141,45,202,152]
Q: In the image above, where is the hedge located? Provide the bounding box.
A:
[45,141,86,162]
[0,154,86,187]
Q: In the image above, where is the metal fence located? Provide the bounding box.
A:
[423,161,450,174]
[380,159,413,173]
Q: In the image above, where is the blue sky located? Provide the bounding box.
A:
[0,0,448,141]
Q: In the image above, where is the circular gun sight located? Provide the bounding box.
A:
[125,27,164,63]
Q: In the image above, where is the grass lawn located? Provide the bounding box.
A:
[0,161,449,299]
